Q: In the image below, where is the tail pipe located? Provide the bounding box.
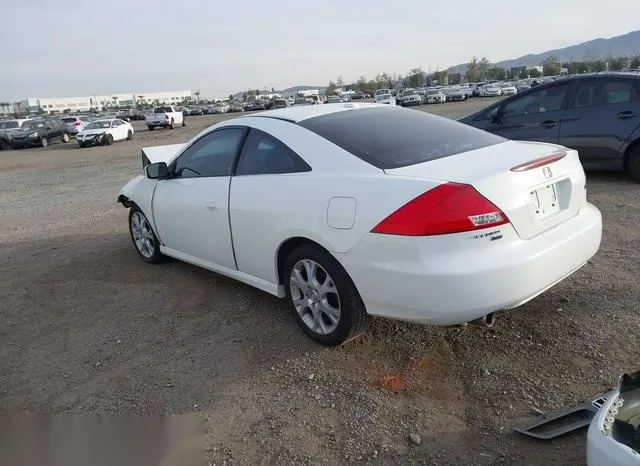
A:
[469,313,495,328]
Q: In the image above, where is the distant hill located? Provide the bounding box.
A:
[448,29,640,75]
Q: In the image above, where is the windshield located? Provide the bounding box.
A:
[85,120,111,130]
[0,121,19,129]
[403,89,417,96]
[62,117,76,123]
[22,121,45,131]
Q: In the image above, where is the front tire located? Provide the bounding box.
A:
[127,130,133,140]
[181,119,186,127]
[148,126,154,131]
[40,137,49,148]
[104,134,113,145]
[284,244,369,346]
[128,206,164,264]
[61,132,70,143]
[627,145,640,182]
[168,119,175,129]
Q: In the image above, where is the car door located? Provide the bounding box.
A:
[485,81,572,143]
[230,127,312,282]
[558,77,640,165]
[113,119,127,140]
[152,127,248,270]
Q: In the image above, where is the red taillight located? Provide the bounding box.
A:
[73,121,81,126]
[371,183,509,236]
[510,152,566,172]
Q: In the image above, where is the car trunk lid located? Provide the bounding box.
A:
[383,140,587,240]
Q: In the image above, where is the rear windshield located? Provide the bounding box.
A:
[298,106,506,169]
[0,121,19,129]
[62,117,76,123]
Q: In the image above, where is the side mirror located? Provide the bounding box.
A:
[490,107,503,123]
[145,162,169,179]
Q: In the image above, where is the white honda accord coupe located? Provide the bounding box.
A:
[118,103,602,346]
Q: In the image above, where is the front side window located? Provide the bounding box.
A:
[503,83,570,116]
[235,129,311,175]
[173,128,246,178]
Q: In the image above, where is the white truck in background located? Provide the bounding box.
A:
[146,106,185,131]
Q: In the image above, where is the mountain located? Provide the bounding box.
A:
[447,29,640,75]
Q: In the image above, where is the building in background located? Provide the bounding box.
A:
[9,90,193,115]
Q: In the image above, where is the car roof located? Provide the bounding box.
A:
[243,102,382,123]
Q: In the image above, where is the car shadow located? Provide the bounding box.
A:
[0,232,319,415]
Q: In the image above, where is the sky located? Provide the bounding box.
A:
[1,0,639,100]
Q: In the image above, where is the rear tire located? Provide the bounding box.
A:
[181,119,186,127]
[61,132,70,143]
[169,119,175,129]
[284,244,369,346]
[627,145,640,182]
[0,139,7,151]
[148,126,154,131]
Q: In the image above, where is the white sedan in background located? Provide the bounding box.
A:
[479,83,503,97]
[500,82,518,95]
[76,119,134,147]
[426,88,446,104]
[373,89,396,105]
[118,103,602,346]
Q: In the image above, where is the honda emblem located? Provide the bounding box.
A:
[543,166,553,179]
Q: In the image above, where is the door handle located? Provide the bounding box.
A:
[617,110,637,120]
[539,120,558,128]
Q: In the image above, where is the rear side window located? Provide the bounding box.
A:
[298,106,506,169]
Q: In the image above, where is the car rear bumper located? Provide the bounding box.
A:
[337,203,602,325]
[146,121,167,127]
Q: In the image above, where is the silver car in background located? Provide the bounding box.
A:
[61,116,93,135]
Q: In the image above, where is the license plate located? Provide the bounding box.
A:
[529,183,560,219]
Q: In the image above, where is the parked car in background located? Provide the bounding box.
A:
[325,95,343,104]
[213,102,230,114]
[458,72,640,181]
[146,106,185,130]
[471,82,488,96]
[478,83,503,97]
[444,86,467,102]
[500,82,518,95]
[459,84,474,98]
[292,97,312,106]
[0,119,29,150]
[516,82,532,93]
[426,88,447,104]
[229,101,245,112]
[116,109,133,121]
[398,88,422,106]
[188,106,204,116]
[61,116,93,135]
[373,89,396,105]
[118,103,601,346]
[10,117,70,148]
[76,119,134,147]
[271,99,290,109]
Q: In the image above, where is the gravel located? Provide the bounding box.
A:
[1,101,638,465]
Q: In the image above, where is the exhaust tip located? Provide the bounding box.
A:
[470,312,495,328]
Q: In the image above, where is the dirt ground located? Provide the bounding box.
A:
[1,99,638,466]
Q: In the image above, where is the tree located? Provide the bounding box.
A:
[254,89,260,97]
[591,60,606,72]
[465,57,479,82]
[62,108,71,114]
[528,68,542,78]
[542,56,561,76]
[486,67,506,80]
[326,80,337,95]
[609,57,627,71]
[336,76,344,87]
[405,67,424,88]
[228,94,234,101]
[433,70,448,85]
[242,92,248,100]
[478,57,490,80]
[630,56,640,69]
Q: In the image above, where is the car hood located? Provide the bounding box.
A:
[141,143,186,166]
[78,128,109,136]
